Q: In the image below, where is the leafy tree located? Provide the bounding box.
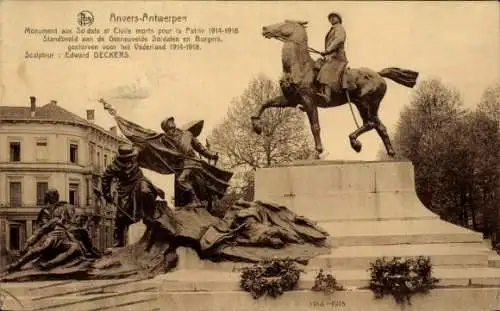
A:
[478,83,500,124]
[476,83,500,245]
[443,112,499,230]
[209,75,314,200]
[381,78,500,241]
[390,79,466,219]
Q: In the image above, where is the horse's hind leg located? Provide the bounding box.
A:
[373,115,395,157]
[368,83,395,157]
[251,95,294,135]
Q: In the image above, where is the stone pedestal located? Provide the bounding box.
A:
[3,160,500,311]
[255,160,438,222]
[254,160,484,247]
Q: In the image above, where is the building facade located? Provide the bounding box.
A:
[0,96,128,268]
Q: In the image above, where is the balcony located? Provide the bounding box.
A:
[0,161,90,174]
[0,204,42,217]
[0,203,100,216]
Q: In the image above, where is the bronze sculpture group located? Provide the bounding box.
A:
[6,190,100,274]
[1,12,418,281]
[101,144,165,248]
[251,13,418,159]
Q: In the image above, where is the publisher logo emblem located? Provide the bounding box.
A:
[77,10,94,26]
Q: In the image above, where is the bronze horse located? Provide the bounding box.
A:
[251,20,419,158]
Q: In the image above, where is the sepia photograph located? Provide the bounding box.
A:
[0,1,498,310]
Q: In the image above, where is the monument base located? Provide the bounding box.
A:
[3,261,500,311]
[2,161,499,310]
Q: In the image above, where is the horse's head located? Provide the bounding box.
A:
[262,20,308,42]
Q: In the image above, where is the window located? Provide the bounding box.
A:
[35,140,48,161]
[9,142,21,162]
[9,224,21,251]
[69,143,78,163]
[104,154,108,167]
[9,182,22,207]
[97,151,101,168]
[89,144,95,165]
[69,183,80,206]
[36,182,49,206]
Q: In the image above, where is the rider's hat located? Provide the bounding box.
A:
[328,12,342,23]
[117,144,138,160]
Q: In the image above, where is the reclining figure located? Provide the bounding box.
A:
[6,202,97,272]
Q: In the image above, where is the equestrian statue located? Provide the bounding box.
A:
[251,13,419,159]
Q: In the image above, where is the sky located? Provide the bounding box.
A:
[1,1,499,195]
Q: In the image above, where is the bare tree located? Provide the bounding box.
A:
[209,75,314,199]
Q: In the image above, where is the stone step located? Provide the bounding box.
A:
[30,286,158,311]
[175,243,492,272]
[308,243,491,270]
[26,279,129,299]
[155,288,500,311]
[321,219,482,246]
[157,266,500,291]
[5,282,500,311]
[489,254,500,268]
[3,266,500,311]
[101,301,161,311]
[29,277,158,303]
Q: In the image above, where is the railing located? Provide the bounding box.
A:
[0,202,31,208]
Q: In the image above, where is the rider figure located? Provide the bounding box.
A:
[317,12,348,103]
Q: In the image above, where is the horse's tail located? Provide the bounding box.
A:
[378,67,419,88]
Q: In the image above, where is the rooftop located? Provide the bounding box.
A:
[0,102,88,123]
[0,97,127,142]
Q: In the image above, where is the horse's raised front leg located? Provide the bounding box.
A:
[251,95,293,135]
[348,122,375,153]
[347,103,375,153]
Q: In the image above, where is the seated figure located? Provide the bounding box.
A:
[6,202,96,272]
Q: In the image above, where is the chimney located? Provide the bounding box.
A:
[110,126,117,135]
[30,96,36,117]
[50,100,57,105]
[86,109,95,123]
